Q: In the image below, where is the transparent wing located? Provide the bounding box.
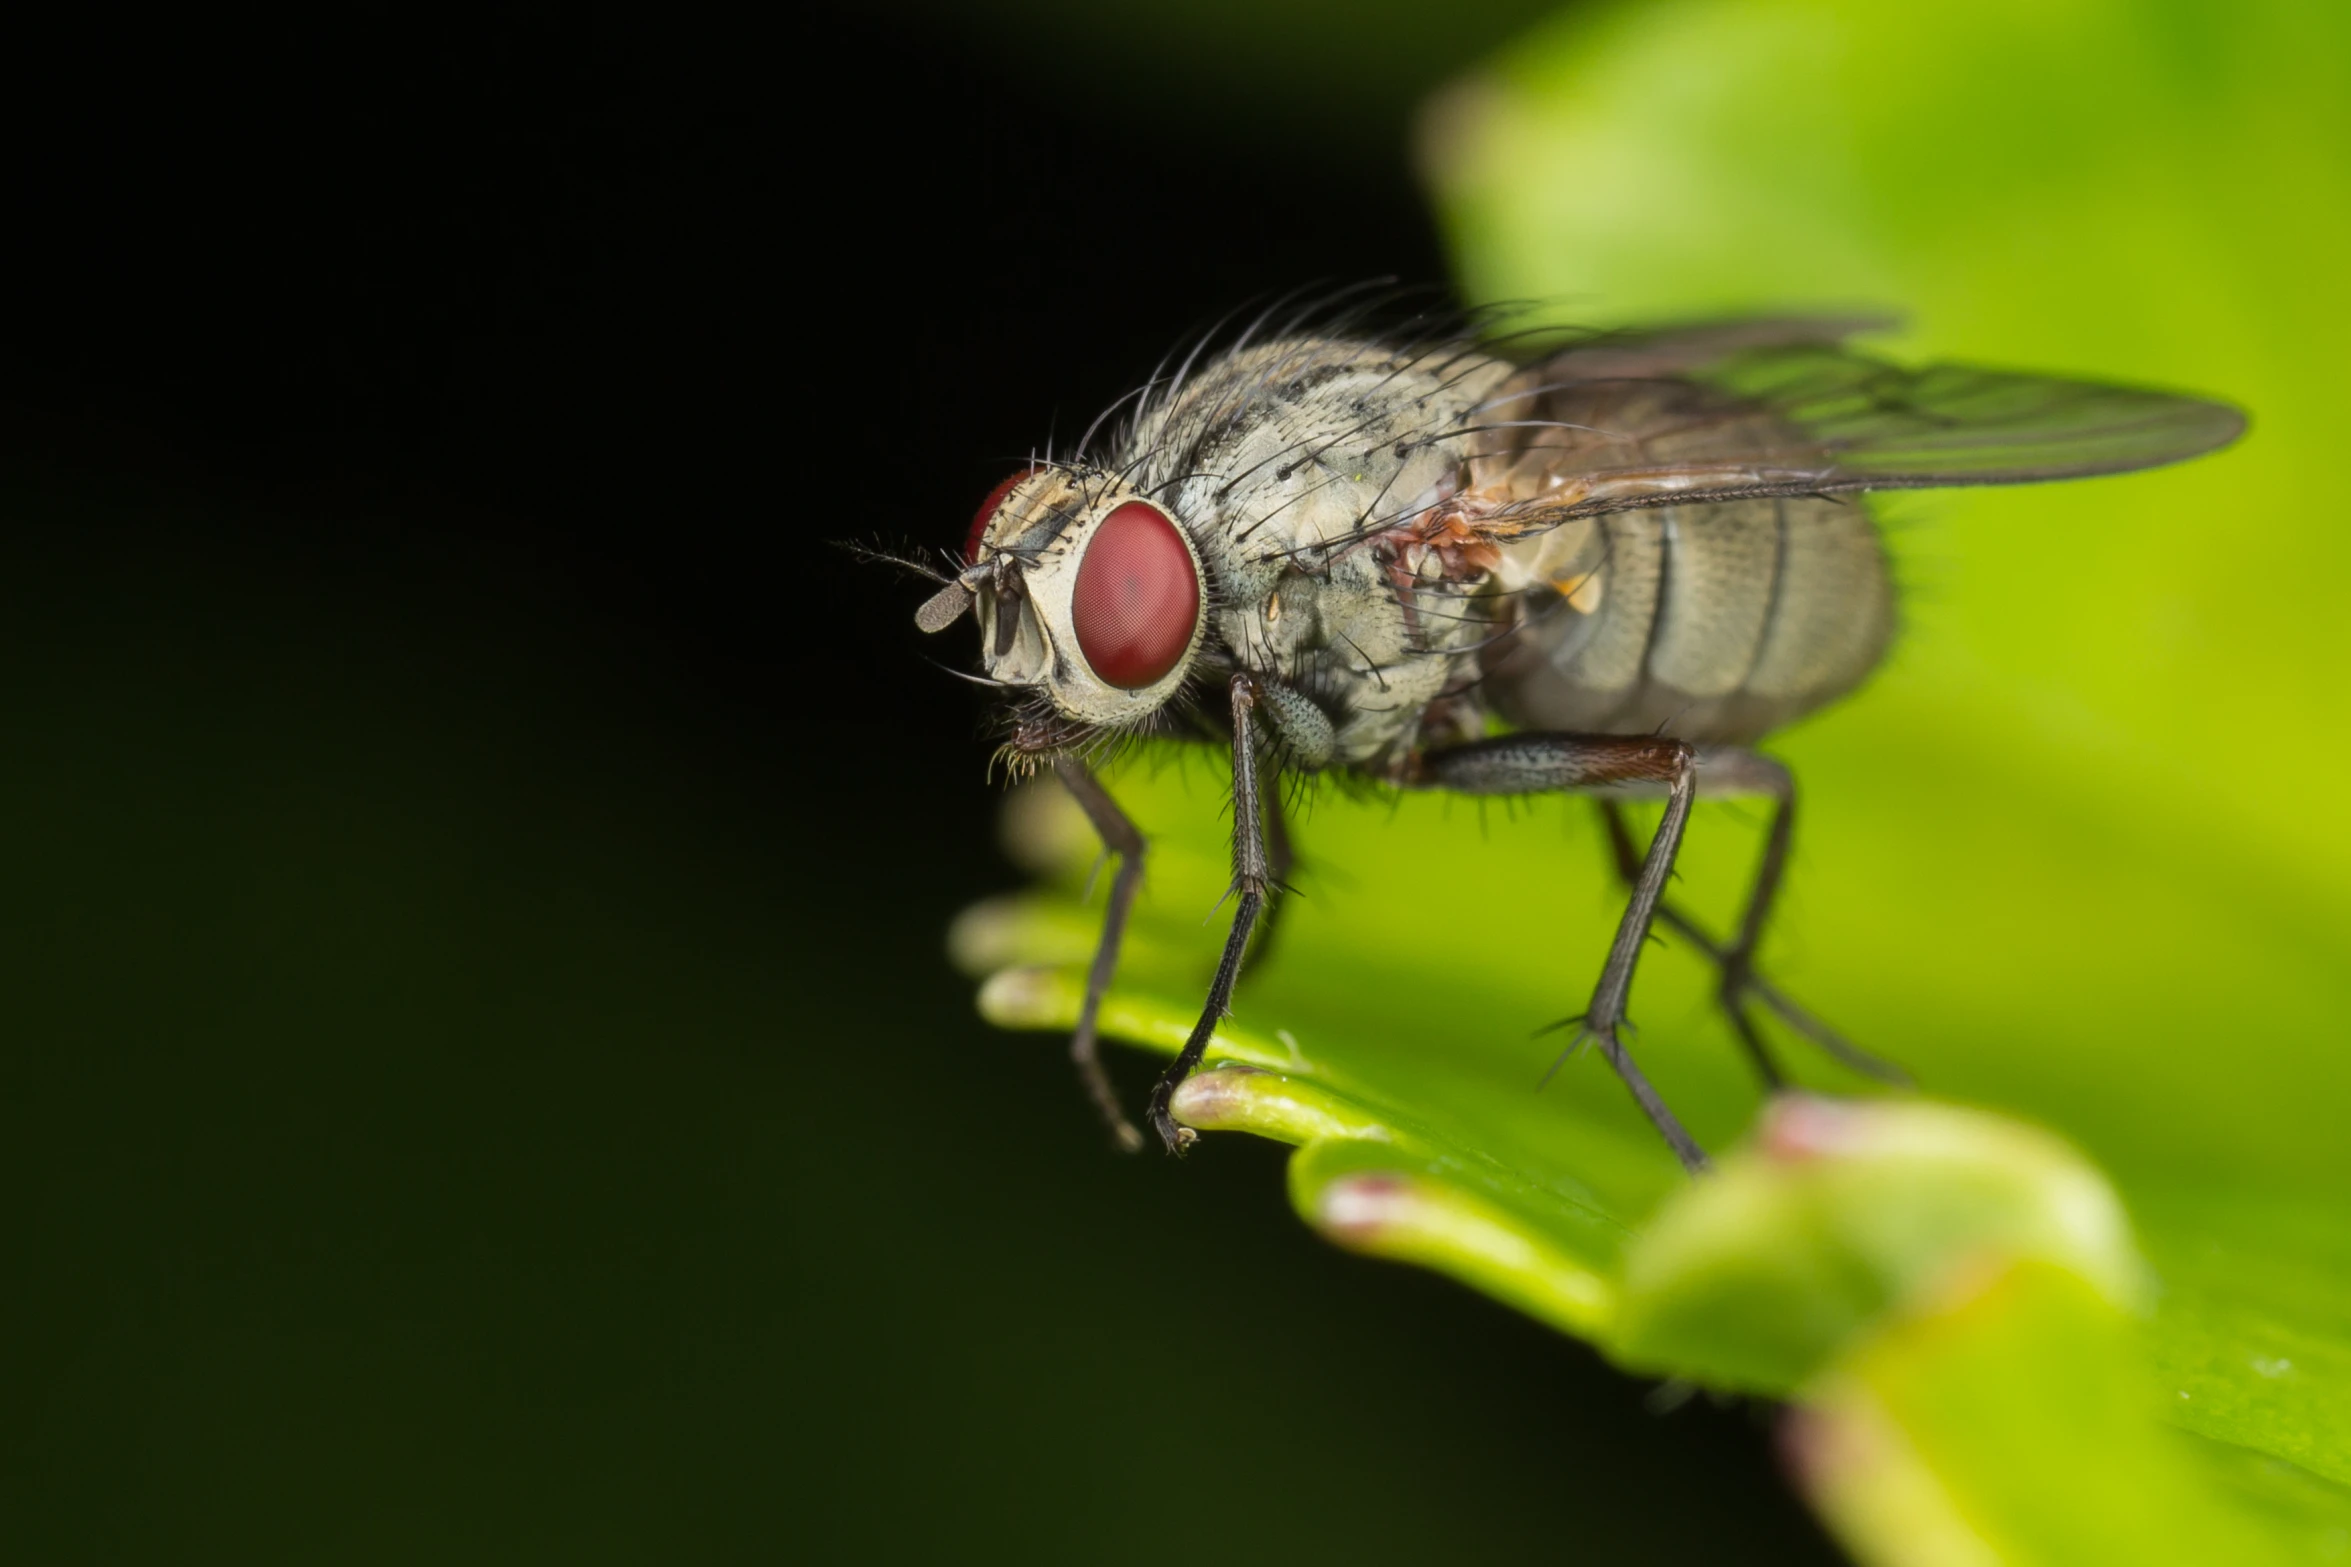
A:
[1465,321,2246,524]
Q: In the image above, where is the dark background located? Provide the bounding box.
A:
[0,7,1836,1560]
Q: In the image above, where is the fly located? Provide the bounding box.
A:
[908,300,2245,1170]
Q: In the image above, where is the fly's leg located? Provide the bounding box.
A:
[1596,762,1908,1087]
[1418,733,1709,1172]
[1601,797,1783,1089]
[1244,777,1295,971]
[1053,758,1148,1153]
[1146,673,1269,1156]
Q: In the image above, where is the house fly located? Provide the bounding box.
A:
[910,300,2244,1170]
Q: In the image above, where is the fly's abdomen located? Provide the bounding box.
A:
[1481,495,1893,745]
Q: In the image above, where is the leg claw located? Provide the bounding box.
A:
[1146,1083,1197,1157]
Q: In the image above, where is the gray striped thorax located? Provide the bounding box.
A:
[1114,336,1516,769]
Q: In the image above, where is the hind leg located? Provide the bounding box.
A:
[1596,750,1908,1090]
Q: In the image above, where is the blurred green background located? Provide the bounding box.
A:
[4,0,2345,1561]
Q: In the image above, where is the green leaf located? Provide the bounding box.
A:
[958,0,2351,1557]
[1613,1097,2147,1393]
[1788,1261,2314,1565]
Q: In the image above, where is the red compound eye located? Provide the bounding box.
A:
[965,468,1034,562]
[1070,501,1200,689]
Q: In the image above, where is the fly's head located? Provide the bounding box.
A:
[914,465,1209,764]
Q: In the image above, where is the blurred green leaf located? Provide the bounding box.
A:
[1613,1097,2147,1392]
[962,0,2351,1559]
[970,756,2351,1557]
[1790,1261,2315,1565]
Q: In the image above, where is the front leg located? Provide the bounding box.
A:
[1417,732,1709,1172]
[1053,757,1149,1152]
[1146,672,1270,1155]
[1244,774,1295,971]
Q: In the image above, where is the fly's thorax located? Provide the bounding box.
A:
[1112,336,1515,765]
[1122,337,1510,595]
[969,468,1207,731]
[1193,544,1478,768]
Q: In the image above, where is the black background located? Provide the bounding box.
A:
[0,7,1838,1561]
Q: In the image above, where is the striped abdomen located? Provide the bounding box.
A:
[1479,495,1894,746]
